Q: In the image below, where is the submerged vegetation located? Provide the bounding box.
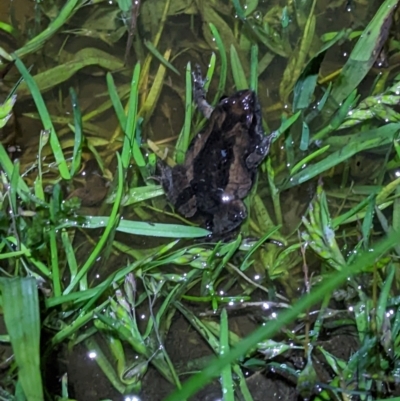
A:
[1,0,400,400]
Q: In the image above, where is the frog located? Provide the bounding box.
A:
[159,66,273,234]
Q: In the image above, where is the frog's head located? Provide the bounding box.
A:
[216,90,262,132]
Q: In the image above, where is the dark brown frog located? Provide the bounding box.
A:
[160,68,273,234]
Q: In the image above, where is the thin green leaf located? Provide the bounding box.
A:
[331,0,397,105]
[144,40,180,75]
[69,88,83,176]
[230,45,248,90]
[0,278,43,401]
[14,56,71,180]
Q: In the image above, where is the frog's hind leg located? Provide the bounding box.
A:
[192,64,214,119]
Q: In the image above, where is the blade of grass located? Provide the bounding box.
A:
[250,44,258,92]
[220,309,234,401]
[61,229,81,290]
[34,130,49,201]
[13,56,71,180]
[138,0,171,98]
[69,88,83,177]
[124,63,145,172]
[106,72,127,131]
[14,0,81,58]
[175,62,192,164]
[330,0,397,105]
[59,217,210,238]
[230,45,248,90]
[144,40,180,75]
[285,123,400,189]
[209,23,227,103]
[290,145,330,175]
[279,0,316,102]
[0,277,43,401]
[84,336,128,394]
[17,48,124,99]
[139,49,171,124]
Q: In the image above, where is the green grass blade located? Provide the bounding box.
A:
[14,0,81,58]
[293,30,347,112]
[209,23,227,103]
[312,89,358,141]
[333,193,376,228]
[361,195,376,250]
[220,309,235,401]
[286,123,400,189]
[124,63,145,171]
[175,62,192,164]
[290,145,330,175]
[0,145,30,201]
[279,0,316,101]
[84,337,127,394]
[17,49,124,99]
[144,40,180,75]
[376,263,394,332]
[140,49,170,124]
[61,229,80,289]
[330,0,397,105]
[9,161,19,218]
[60,217,210,238]
[106,185,164,206]
[13,56,70,180]
[250,44,258,92]
[0,277,43,401]
[49,185,62,297]
[106,72,127,131]
[69,88,83,177]
[34,130,49,201]
[230,45,248,90]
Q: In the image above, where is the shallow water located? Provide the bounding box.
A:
[0,0,390,400]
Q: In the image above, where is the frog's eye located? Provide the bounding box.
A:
[219,95,228,102]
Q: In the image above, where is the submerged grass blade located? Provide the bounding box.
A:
[60,217,210,238]
[17,48,124,98]
[144,40,180,75]
[250,44,258,92]
[330,0,397,105]
[230,45,248,90]
[14,56,71,180]
[124,63,145,171]
[50,186,62,297]
[84,336,127,394]
[140,49,171,124]
[286,123,400,189]
[0,277,43,401]
[220,309,234,401]
[279,0,316,102]
[14,0,81,58]
[209,23,227,103]
[107,72,127,132]
[69,88,83,177]
[175,62,192,164]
